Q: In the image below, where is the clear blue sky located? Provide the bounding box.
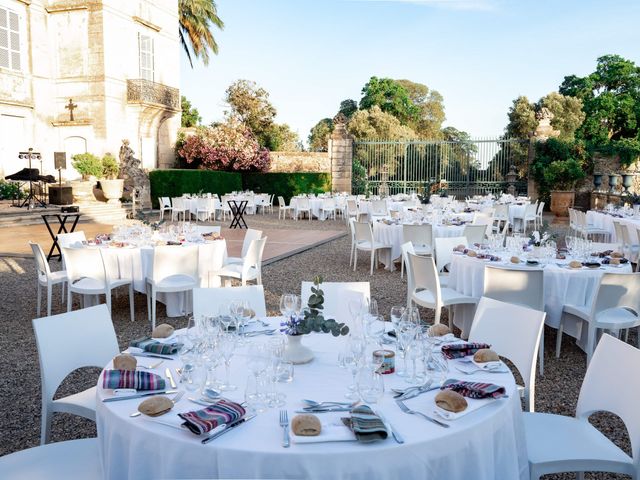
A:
[180,0,640,144]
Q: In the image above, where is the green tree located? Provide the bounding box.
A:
[396,79,445,139]
[308,118,333,152]
[225,79,277,148]
[347,106,417,140]
[537,92,585,141]
[338,99,358,119]
[505,96,537,139]
[181,95,202,127]
[360,77,419,126]
[266,123,301,151]
[179,0,224,67]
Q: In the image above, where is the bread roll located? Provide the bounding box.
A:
[466,250,477,257]
[611,251,624,258]
[569,260,582,269]
[152,323,174,339]
[473,348,499,363]
[610,258,621,265]
[510,256,520,264]
[428,324,451,337]
[113,353,137,371]
[291,414,321,436]
[435,390,467,413]
[138,396,173,417]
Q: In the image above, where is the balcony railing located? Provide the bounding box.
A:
[127,79,179,110]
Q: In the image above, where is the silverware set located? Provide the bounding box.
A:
[296,400,357,413]
[391,381,438,400]
[396,399,449,428]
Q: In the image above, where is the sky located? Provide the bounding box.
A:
[180,0,640,144]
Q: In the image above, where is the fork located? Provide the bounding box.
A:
[130,391,185,417]
[138,360,164,370]
[279,410,290,448]
[396,399,449,428]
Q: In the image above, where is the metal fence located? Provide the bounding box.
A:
[353,137,530,198]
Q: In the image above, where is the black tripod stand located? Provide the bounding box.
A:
[18,149,47,209]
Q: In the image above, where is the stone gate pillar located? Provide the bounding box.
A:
[329,113,353,194]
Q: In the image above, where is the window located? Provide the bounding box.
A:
[138,33,154,81]
[0,6,20,71]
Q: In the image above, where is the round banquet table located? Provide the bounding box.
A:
[97,319,528,480]
[373,221,466,271]
[507,204,529,231]
[586,210,640,243]
[447,253,632,342]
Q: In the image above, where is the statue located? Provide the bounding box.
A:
[119,139,151,210]
[534,107,560,140]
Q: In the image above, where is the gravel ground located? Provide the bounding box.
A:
[0,211,631,479]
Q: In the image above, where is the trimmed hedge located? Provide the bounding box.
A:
[241,172,331,203]
[149,169,242,208]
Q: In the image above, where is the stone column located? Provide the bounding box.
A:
[329,113,354,194]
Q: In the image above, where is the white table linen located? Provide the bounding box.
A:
[97,319,528,480]
[290,197,326,220]
[586,210,640,243]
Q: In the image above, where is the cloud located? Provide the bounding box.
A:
[349,0,497,11]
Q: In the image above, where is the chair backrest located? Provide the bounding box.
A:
[32,304,119,405]
[159,197,171,209]
[354,221,373,244]
[407,253,441,304]
[357,213,370,223]
[536,201,545,215]
[401,241,416,300]
[483,265,544,311]
[347,199,358,215]
[30,242,52,281]
[469,296,545,398]
[242,237,267,277]
[590,241,622,252]
[278,196,286,208]
[197,241,227,287]
[494,204,509,219]
[371,200,388,216]
[300,281,370,318]
[172,197,185,210]
[620,223,634,246]
[298,198,310,209]
[57,232,87,249]
[402,224,433,248]
[525,202,538,217]
[152,245,199,283]
[612,220,625,243]
[434,236,467,273]
[242,229,263,257]
[591,272,640,318]
[568,208,577,228]
[322,198,336,209]
[62,247,106,285]
[576,333,640,465]
[463,224,487,245]
[193,285,267,318]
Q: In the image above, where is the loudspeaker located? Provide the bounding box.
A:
[49,186,73,205]
[54,152,67,170]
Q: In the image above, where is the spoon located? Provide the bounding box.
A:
[203,388,221,400]
[138,360,164,370]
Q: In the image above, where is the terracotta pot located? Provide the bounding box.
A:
[550,190,574,217]
[71,180,96,204]
[100,179,124,204]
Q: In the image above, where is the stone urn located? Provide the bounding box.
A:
[283,335,314,365]
[71,180,96,203]
[593,174,603,191]
[549,190,574,217]
[100,179,124,204]
[621,174,634,193]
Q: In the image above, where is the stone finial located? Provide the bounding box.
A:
[534,107,560,140]
[333,112,348,126]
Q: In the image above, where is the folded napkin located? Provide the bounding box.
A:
[178,400,246,435]
[441,342,491,359]
[101,370,165,391]
[341,405,388,443]
[440,379,506,399]
[129,336,182,355]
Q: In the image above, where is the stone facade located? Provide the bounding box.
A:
[269,151,329,173]
[0,0,180,180]
[329,113,353,193]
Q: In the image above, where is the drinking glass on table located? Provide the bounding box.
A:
[390,306,405,336]
[356,369,385,404]
[424,350,449,387]
[396,321,417,377]
[246,344,269,411]
[279,294,295,318]
[218,333,237,391]
[218,304,233,332]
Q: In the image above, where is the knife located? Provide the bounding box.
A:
[166,368,177,389]
[201,415,256,444]
[129,352,174,360]
[376,410,404,444]
[102,390,178,402]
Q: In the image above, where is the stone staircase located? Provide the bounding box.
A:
[0,201,130,227]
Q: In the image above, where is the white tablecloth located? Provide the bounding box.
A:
[448,254,632,341]
[97,319,528,480]
[586,210,640,243]
[290,198,326,220]
[373,222,466,271]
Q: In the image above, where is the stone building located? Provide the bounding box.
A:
[0,0,180,180]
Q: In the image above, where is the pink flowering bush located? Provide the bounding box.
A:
[178,119,270,172]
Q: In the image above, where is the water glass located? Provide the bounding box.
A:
[356,370,385,404]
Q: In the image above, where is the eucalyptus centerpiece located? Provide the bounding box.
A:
[280,276,349,364]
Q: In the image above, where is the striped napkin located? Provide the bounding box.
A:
[178,400,246,435]
[341,405,388,443]
[440,379,506,399]
[441,342,491,359]
[129,336,182,355]
[101,370,166,391]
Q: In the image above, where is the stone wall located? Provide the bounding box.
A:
[268,151,330,173]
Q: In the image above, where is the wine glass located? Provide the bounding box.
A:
[396,321,417,377]
[218,333,237,391]
[390,306,405,335]
[424,350,449,388]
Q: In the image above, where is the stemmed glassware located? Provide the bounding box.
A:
[338,335,366,399]
[245,343,269,412]
[396,321,417,377]
[218,333,237,391]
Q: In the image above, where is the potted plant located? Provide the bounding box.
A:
[99,153,124,204]
[544,159,586,216]
[70,153,102,203]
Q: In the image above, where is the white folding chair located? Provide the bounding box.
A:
[146,245,199,330]
[62,247,135,321]
[218,237,267,286]
[33,304,119,444]
[557,272,640,364]
[470,296,545,412]
[353,221,389,276]
[524,334,640,479]
[278,196,294,220]
[0,438,101,479]
[300,281,370,318]
[159,197,172,220]
[463,224,488,245]
[30,242,67,317]
[483,265,546,375]
[407,253,477,324]
[193,285,267,318]
[225,229,263,265]
[171,197,187,221]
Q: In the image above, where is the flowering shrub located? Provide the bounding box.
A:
[178,119,270,172]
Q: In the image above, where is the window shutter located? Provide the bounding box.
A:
[0,7,20,71]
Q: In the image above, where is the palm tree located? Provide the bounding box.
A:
[179,0,224,67]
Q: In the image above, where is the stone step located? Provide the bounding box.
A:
[0,202,130,227]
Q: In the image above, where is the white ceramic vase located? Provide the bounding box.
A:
[283,335,314,365]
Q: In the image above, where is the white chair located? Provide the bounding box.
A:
[493,204,509,232]
[514,203,537,233]
[348,218,357,267]
[407,253,477,324]
[524,334,640,480]
[195,197,213,222]
[401,224,432,279]
[535,201,545,229]
[320,198,337,220]
[57,231,87,249]
[345,199,359,225]
[401,242,417,304]
[300,281,370,318]
[225,229,263,265]
[171,197,187,221]
[30,242,67,317]
[577,210,610,241]
[295,197,312,221]
[470,296,545,412]
[353,221,389,276]
[278,196,294,220]
[159,197,172,220]
[146,245,199,330]
[0,438,101,479]
[357,212,370,223]
[557,272,640,364]
[463,224,487,245]
[33,304,119,444]
[193,285,267,318]
[197,240,227,288]
[218,237,267,286]
[483,265,546,375]
[220,196,232,221]
[62,247,135,321]
[434,236,468,279]
[370,199,388,217]
[619,223,640,263]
